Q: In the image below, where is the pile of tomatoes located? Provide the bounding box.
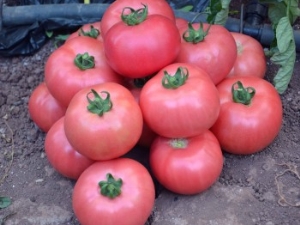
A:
[28,0,283,224]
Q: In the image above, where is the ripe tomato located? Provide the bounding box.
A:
[45,36,123,108]
[210,76,283,154]
[227,32,266,78]
[67,21,102,42]
[149,130,223,195]
[72,158,155,225]
[100,0,175,37]
[44,117,94,180]
[175,22,237,85]
[139,63,220,138]
[28,82,66,132]
[103,4,181,78]
[64,82,143,161]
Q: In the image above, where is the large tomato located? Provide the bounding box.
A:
[64,82,143,161]
[149,130,223,195]
[227,32,266,78]
[210,76,283,154]
[103,4,181,78]
[45,36,123,108]
[175,22,237,85]
[72,158,155,225]
[100,0,175,37]
[67,21,102,42]
[139,63,220,138]
[44,117,94,180]
[28,82,66,132]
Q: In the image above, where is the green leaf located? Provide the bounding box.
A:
[179,5,194,12]
[213,0,231,25]
[271,17,296,94]
[45,30,54,38]
[267,2,287,26]
[0,197,11,209]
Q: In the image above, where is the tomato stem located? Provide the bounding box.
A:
[182,22,211,44]
[99,173,123,199]
[162,67,189,89]
[74,52,95,70]
[86,89,113,116]
[121,4,148,26]
[232,81,255,105]
[78,25,100,39]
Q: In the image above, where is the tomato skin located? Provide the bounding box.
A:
[64,82,143,161]
[175,23,237,85]
[103,14,181,78]
[44,117,94,180]
[67,21,103,42]
[45,36,123,108]
[149,130,223,195]
[139,63,220,138]
[28,82,66,132]
[210,76,283,155]
[100,0,175,37]
[227,32,266,78]
[72,158,155,225]
[175,17,188,30]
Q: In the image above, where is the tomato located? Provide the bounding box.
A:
[28,82,66,132]
[100,0,175,37]
[175,22,237,85]
[67,21,102,42]
[139,63,220,138]
[149,130,223,195]
[210,76,283,155]
[72,158,155,225]
[64,82,143,161]
[103,4,181,78]
[227,32,266,78]
[45,36,123,108]
[44,117,94,180]
[129,83,157,148]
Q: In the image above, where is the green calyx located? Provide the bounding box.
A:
[78,25,100,39]
[86,89,113,116]
[170,138,188,149]
[183,22,211,44]
[162,67,189,89]
[232,81,256,105]
[121,4,148,26]
[74,52,95,70]
[99,173,123,199]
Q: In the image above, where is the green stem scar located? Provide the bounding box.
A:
[86,89,113,116]
[74,52,95,70]
[232,81,255,105]
[121,4,148,26]
[99,173,123,199]
[162,67,189,89]
[78,25,100,39]
[183,22,211,44]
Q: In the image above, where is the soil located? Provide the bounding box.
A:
[1,1,300,225]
